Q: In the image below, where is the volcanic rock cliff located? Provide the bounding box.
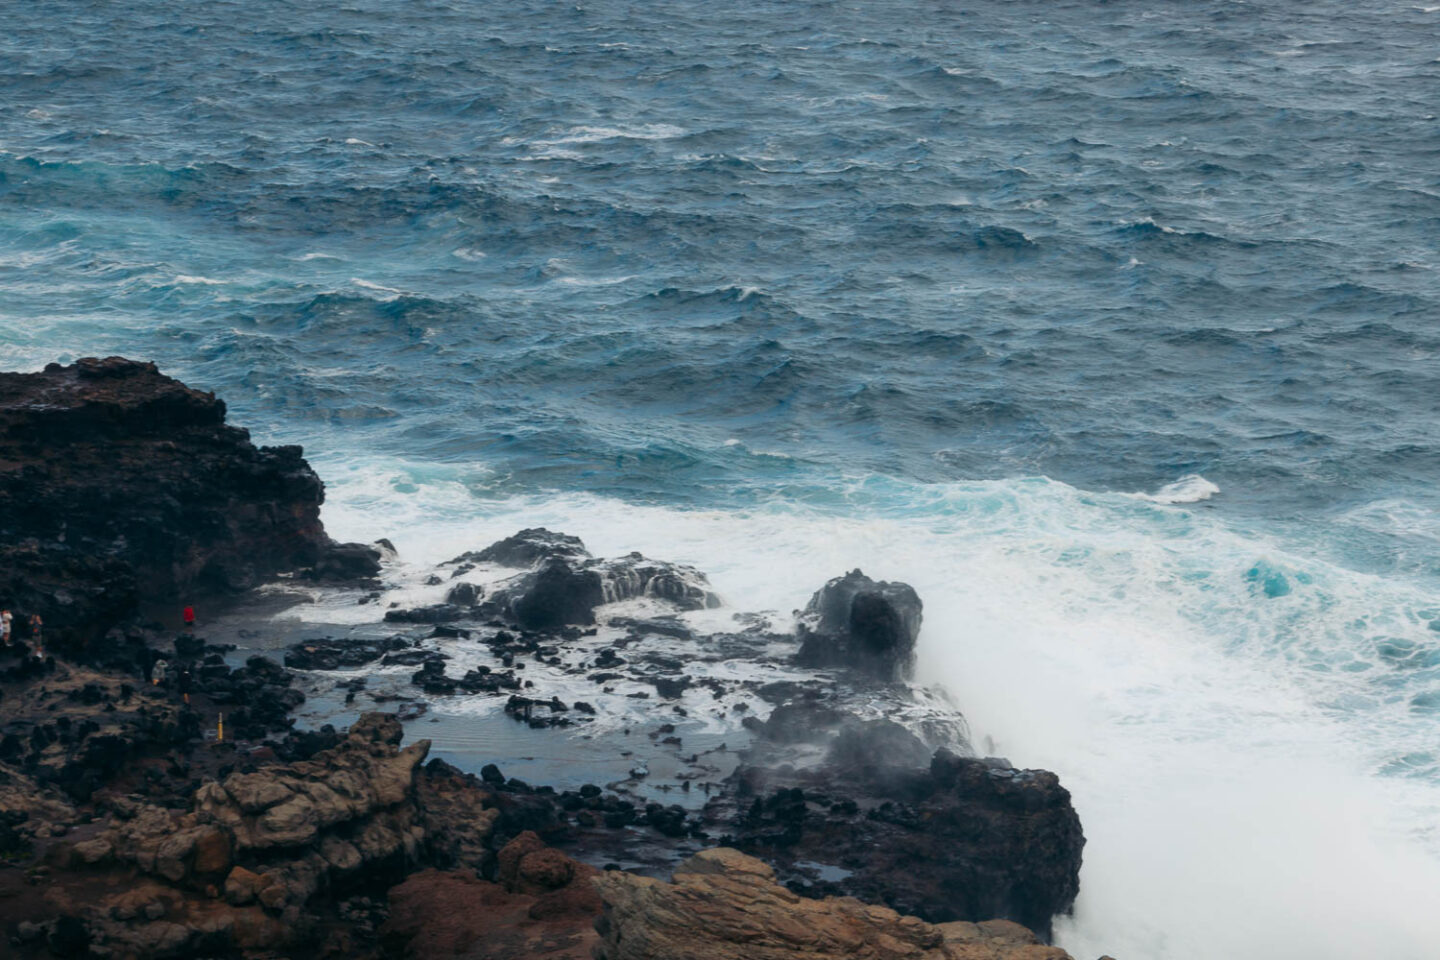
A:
[0,357,378,650]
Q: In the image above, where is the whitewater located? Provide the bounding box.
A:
[294,461,1440,959]
[3,0,1440,956]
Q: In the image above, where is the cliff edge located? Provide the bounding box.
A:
[0,356,377,650]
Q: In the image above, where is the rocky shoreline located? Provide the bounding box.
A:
[0,359,1104,959]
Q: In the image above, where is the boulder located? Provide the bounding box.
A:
[384,603,466,624]
[796,570,923,680]
[450,528,592,568]
[310,540,383,581]
[497,556,608,630]
[490,551,720,630]
[446,580,482,606]
[826,718,934,772]
[592,848,1074,960]
[719,747,1085,938]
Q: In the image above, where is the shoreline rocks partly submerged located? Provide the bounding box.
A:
[0,359,1102,959]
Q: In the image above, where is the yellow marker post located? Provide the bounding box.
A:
[217,713,224,743]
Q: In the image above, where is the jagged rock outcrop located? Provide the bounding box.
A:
[796,569,923,681]
[0,356,381,651]
[716,745,1084,938]
[592,847,1073,960]
[486,546,721,630]
[449,527,592,568]
[39,712,506,958]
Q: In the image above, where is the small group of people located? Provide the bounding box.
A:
[1,608,47,658]
[146,653,195,705]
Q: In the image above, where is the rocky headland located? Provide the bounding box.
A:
[0,359,1103,959]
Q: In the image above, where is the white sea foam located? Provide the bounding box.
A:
[1135,473,1220,504]
[172,274,228,285]
[553,274,636,287]
[451,247,487,261]
[350,277,404,299]
[313,462,1440,960]
[539,123,687,145]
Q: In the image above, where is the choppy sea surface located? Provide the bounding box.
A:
[4,1,1440,956]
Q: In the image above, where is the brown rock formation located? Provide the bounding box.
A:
[380,833,601,959]
[592,848,1074,960]
[31,712,502,957]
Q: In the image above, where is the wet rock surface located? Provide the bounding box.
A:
[449,527,592,569]
[423,529,723,630]
[796,568,924,681]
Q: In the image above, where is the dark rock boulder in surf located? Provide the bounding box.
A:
[796,569,922,681]
[384,602,467,624]
[445,580,481,606]
[484,545,720,630]
[714,743,1084,939]
[310,540,385,581]
[0,357,379,653]
[595,552,720,611]
[707,698,1079,938]
[448,527,591,568]
[496,555,609,629]
[825,718,934,772]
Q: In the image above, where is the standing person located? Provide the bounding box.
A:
[182,605,195,630]
[178,665,193,706]
[29,614,42,658]
[1,609,11,646]
[153,657,168,687]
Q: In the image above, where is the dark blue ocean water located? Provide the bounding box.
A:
[4,2,1440,956]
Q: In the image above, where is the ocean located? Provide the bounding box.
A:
[3,0,1439,956]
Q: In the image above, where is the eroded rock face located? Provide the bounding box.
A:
[81,714,430,909]
[0,357,380,650]
[49,712,504,957]
[194,713,427,856]
[592,848,1074,960]
[796,569,923,681]
[717,747,1085,938]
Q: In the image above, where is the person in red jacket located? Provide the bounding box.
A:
[183,605,195,630]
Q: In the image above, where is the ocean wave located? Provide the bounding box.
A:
[1134,474,1221,504]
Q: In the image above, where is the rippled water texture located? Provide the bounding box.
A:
[4,1,1440,957]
